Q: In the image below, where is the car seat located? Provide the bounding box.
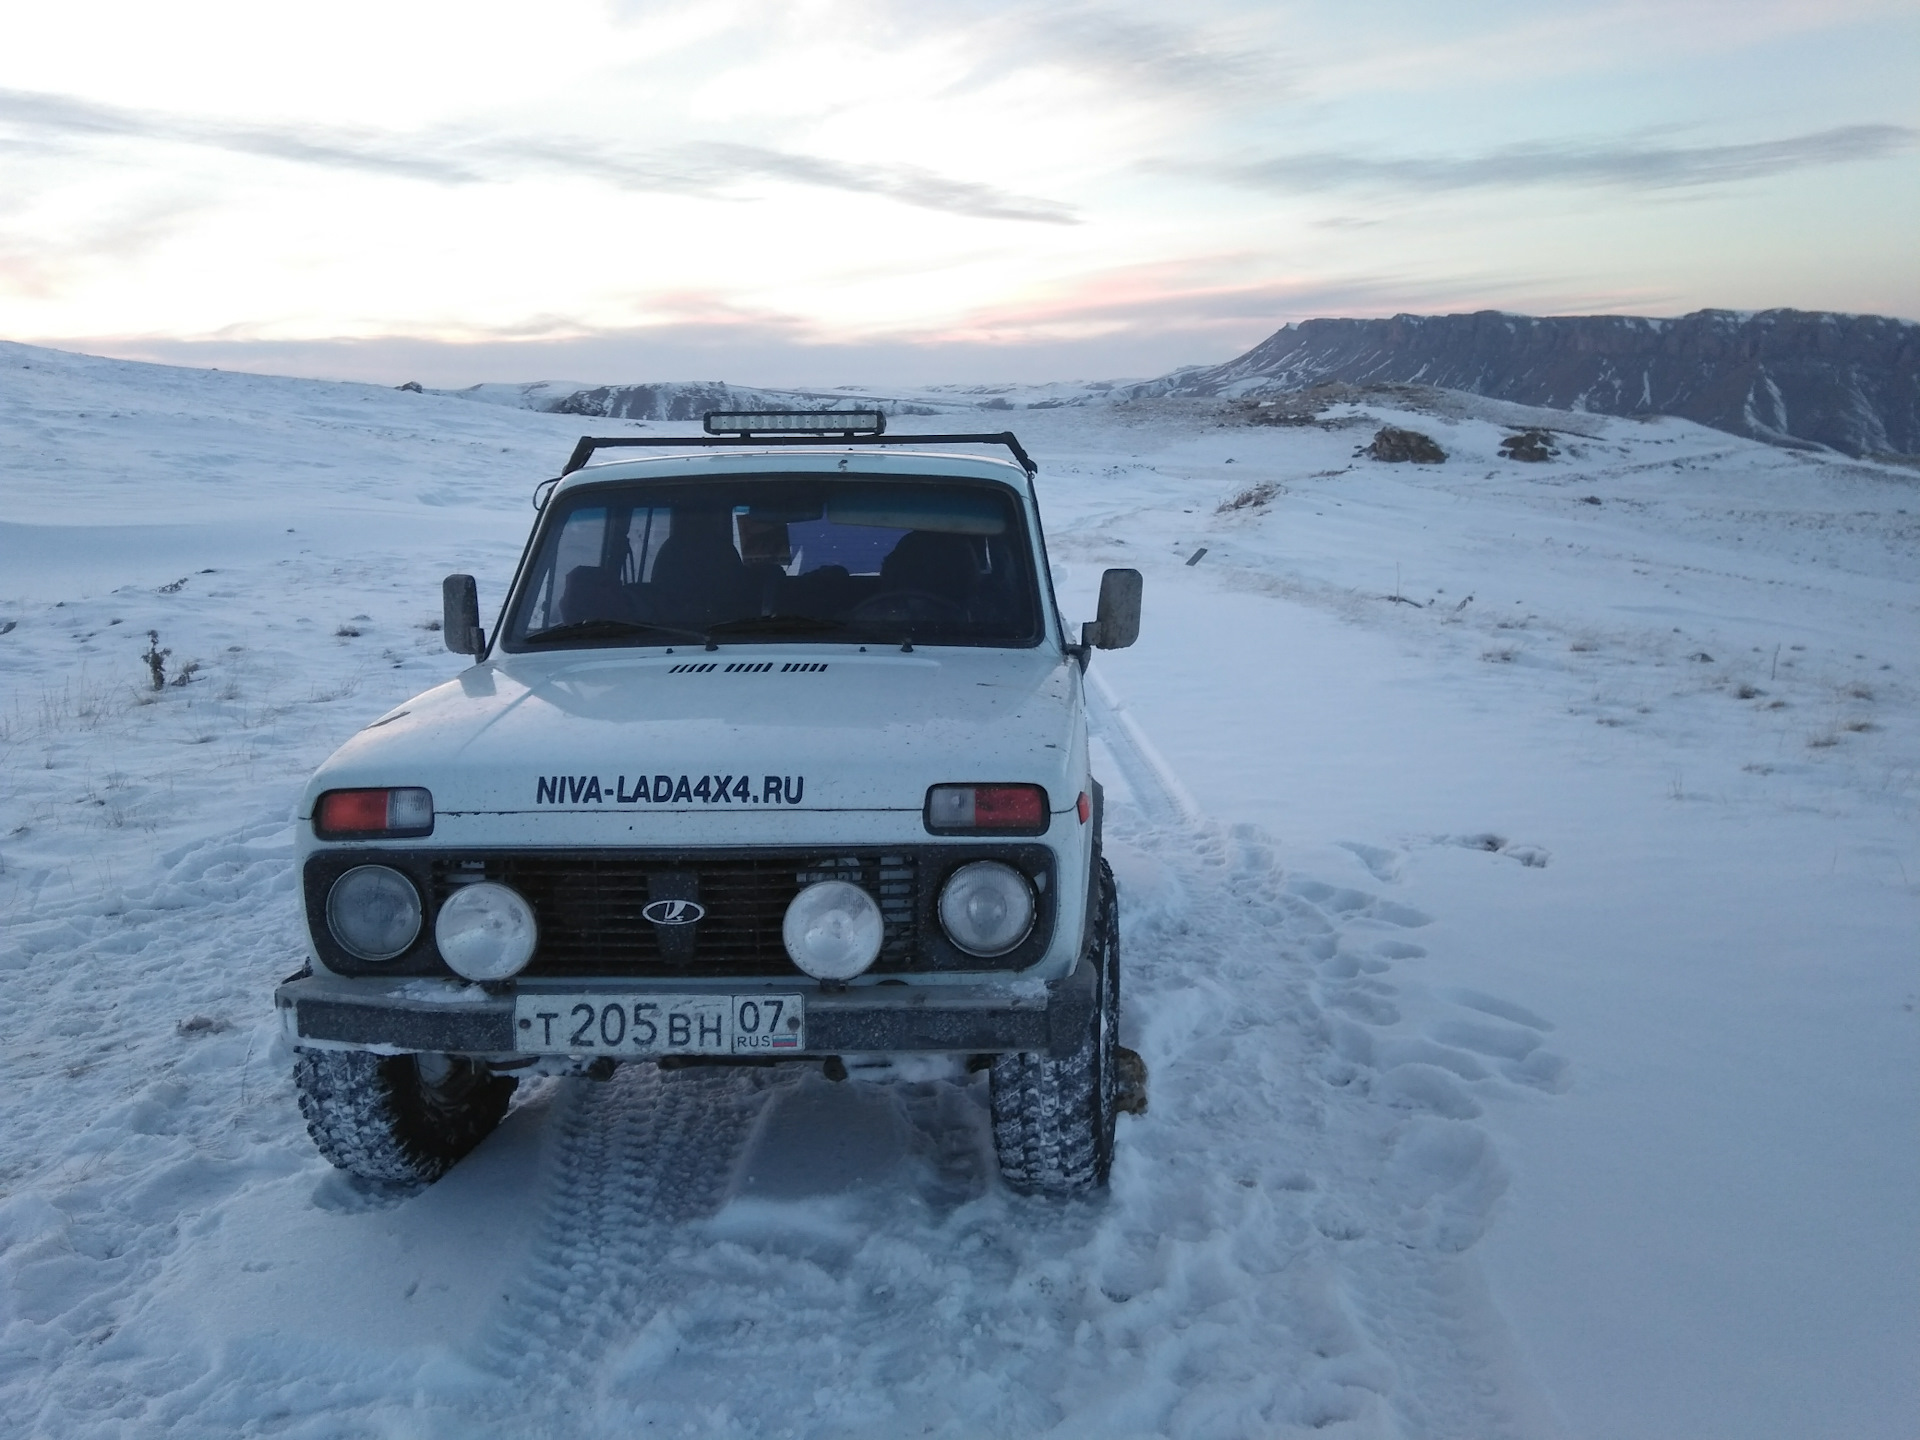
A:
[647,511,756,627]
[559,564,635,626]
[878,531,977,607]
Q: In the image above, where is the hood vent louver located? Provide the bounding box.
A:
[664,660,829,676]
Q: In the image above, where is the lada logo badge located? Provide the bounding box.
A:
[642,899,705,926]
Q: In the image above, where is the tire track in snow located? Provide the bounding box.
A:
[1083,674,1563,1438]
[436,670,1207,1432]
[1079,812,1552,1438]
[0,817,319,1438]
[410,681,1564,1438]
[470,1064,796,1426]
[1085,666,1199,826]
[0,648,1561,1437]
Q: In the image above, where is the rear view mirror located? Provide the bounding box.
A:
[443,574,485,656]
[1082,568,1142,650]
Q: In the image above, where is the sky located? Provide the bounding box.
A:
[0,0,1915,388]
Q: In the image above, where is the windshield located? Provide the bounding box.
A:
[501,475,1046,652]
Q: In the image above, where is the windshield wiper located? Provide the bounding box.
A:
[702,613,852,639]
[520,618,712,647]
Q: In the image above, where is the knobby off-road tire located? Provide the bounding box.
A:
[294,1049,517,1184]
[991,858,1121,1197]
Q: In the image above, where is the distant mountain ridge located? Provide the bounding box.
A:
[1132,308,1919,458]
[448,379,942,421]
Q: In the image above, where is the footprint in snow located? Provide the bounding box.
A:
[1429,1017,1543,1062]
[1442,988,1553,1031]
[1374,1063,1483,1120]
[1428,1010,1570,1093]
[1338,841,1403,884]
[1287,878,1433,929]
[1368,899,1434,928]
[1385,1119,1509,1253]
[1286,879,1376,914]
[1377,1036,1490,1081]
[1438,833,1551,867]
[1325,987,1402,1027]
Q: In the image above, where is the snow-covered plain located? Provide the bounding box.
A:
[1,342,1914,1439]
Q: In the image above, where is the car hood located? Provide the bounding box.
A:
[302,647,1084,822]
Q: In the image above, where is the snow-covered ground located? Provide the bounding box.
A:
[1,342,1914,1439]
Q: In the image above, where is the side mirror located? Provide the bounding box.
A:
[1081,567,1142,651]
[443,574,485,656]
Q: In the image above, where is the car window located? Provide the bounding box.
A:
[502,475,1043,651]
[520,506,607,633]
[785,518,906,576]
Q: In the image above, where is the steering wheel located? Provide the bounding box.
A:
[847,589,966,626]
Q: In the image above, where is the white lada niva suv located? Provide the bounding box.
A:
[278,412,1145,1197]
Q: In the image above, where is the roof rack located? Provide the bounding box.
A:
[558,423,1038,480]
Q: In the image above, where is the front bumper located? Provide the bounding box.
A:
[276,957,1096,1060]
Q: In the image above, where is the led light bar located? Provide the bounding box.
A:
[703,409,887,437]
[924,783,1049,835]
[315,787,435,839]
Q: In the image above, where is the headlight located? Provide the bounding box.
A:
[326,865,422,961]
[782,880,884,981]
[435,881,538,982]
[938,861,1034,957]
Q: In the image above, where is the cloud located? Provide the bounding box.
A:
[605,0,1281,103]
[1012,6,1271,97]
[1216,124,1916,193]
[542,140,1077,223]
[900,0,1281,109]
[61,259,1645,390]
[0,88,479,183]
[73,322,1219,389]
[0,86,1076,224]
[0,184,214,300]
[51,255,1727,390]
[931,268,1489,343]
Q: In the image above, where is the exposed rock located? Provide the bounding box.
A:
[549,382,937,421]
[1218,480,1280,512]
[1366,426,1446,463]
[1131,308,1920,458]
[552,382,776,420]
[1500,429,1559,461]
[1227,386,1338,426]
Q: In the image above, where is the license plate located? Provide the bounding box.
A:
[511,993,805,1056]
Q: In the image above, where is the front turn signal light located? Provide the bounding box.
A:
[924,783,1049,835]
[315,787,435,839]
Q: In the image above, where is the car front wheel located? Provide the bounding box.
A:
[990,859,1130,1197]
[294,1049,516,1183]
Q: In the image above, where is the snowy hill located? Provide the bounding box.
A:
[1126,308,1920,459]
[432,309,1920,462]
[1,339,1915,1439]
[442,378,943,421]
[436,376,1133,421]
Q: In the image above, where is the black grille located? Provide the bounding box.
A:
[303,844,1057,980]
[432,851,919,978]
